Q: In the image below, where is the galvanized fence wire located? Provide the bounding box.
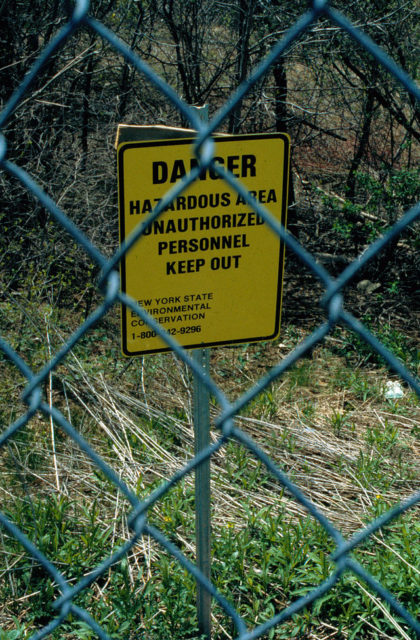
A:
[0,0,419,638]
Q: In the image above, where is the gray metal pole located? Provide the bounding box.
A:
[193,347,211,639]
[191,104,211,640]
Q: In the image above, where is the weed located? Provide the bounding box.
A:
[323,168,420,247]
[301,400,316,421]
[332,322,419,376]
[0,623,27,640]
[349,370,379,401]
[245,388,278,420]
[287,362,313,389]
[329,410,354,438]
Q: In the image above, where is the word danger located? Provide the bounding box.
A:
[152,154,257,184]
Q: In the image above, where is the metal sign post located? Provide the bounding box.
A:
[190,105,211,640]
[192,344,211,638]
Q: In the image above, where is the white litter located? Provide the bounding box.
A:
[384,380,404,399]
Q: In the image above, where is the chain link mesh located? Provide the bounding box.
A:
[0,1,419,639]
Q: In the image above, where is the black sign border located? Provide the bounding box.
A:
[117,132,290,356]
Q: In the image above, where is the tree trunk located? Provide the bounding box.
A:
[273,58,296,230]
[228,0,255,133]
[346,85,376,202]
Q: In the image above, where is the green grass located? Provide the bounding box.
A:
[1,493,418,639]
[0,302,419,639]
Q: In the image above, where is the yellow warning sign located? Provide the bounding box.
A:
[118,133,290,356]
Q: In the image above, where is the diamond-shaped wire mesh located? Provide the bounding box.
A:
[0,1,419,639]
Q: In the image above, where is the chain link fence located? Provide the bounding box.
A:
[0,1,419,638]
